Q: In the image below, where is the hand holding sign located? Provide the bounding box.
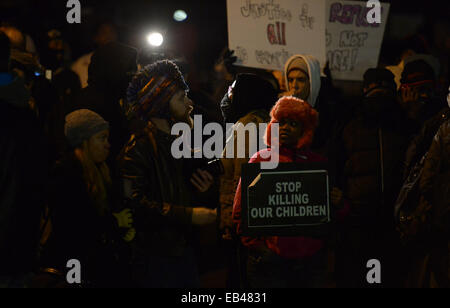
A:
[330,187,344,207]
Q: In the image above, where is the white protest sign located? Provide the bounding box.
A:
[227,0,327,71]
[326,0,390,81]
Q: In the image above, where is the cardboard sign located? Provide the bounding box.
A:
[326,0,390,81]
[241,162,330,236]
[227,0,327,71]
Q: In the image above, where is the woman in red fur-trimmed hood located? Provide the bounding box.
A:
[265,95,319,150]
[232,96,349,288]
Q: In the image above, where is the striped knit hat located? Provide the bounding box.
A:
[126,60,189,121]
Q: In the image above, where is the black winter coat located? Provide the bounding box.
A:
[330,113,411,227]
[0,76,47,275]
[118,122,194,258]
[43,154,123,286]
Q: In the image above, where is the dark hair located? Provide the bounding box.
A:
[0,31,10,72]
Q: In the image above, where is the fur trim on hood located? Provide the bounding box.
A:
[284,55,321,108]
[265,96,319,150]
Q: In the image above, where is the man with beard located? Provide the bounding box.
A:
[329,68,411,287]
[119,60,217,287]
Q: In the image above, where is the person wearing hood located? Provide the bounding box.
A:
[283,55,341,152]
[66,41,138,165]
[218,73,278,287]
[283,55,321,108]
[329,68,411,287]
[0,31,47,287]
[232,96,349,288]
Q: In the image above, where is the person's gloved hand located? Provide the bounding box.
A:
[113,209,133,228]
[123,228,136,242]
[330,187,344,207]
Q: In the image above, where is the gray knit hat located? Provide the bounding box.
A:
[64,109,109,147]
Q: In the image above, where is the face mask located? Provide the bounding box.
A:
[220,92,236,124]
[361,88,395,119]
[361,97,388,119]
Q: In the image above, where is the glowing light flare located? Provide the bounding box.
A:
[147,32,164,47]
[173,10,187,22]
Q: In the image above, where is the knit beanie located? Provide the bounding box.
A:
[265,96,319,150]
[64,109,109,147]
[286,57,309,76]
[363,68,396,95]
[400,59,435,85]
[126,59,189,121]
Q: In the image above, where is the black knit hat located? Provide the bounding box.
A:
[363,68,396,92]
[400,59,435,85]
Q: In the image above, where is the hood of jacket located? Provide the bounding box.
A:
[284,55,321,108]
[0,73,30,109]
[220,73,278,124]
[87,42,137,94]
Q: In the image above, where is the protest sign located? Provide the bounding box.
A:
[241,162,330,236]
[227,0,327,71]
[326,0,390,80]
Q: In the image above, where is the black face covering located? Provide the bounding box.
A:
[361,87,396,120]
[220,92,236,124]
[219,74,278,125]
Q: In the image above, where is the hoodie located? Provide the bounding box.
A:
[220,73,278,125]
[284,55,321,108]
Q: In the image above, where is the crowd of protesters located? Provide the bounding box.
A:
[0,21,449,288]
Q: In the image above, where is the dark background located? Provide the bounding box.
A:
[1,0,449,73]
